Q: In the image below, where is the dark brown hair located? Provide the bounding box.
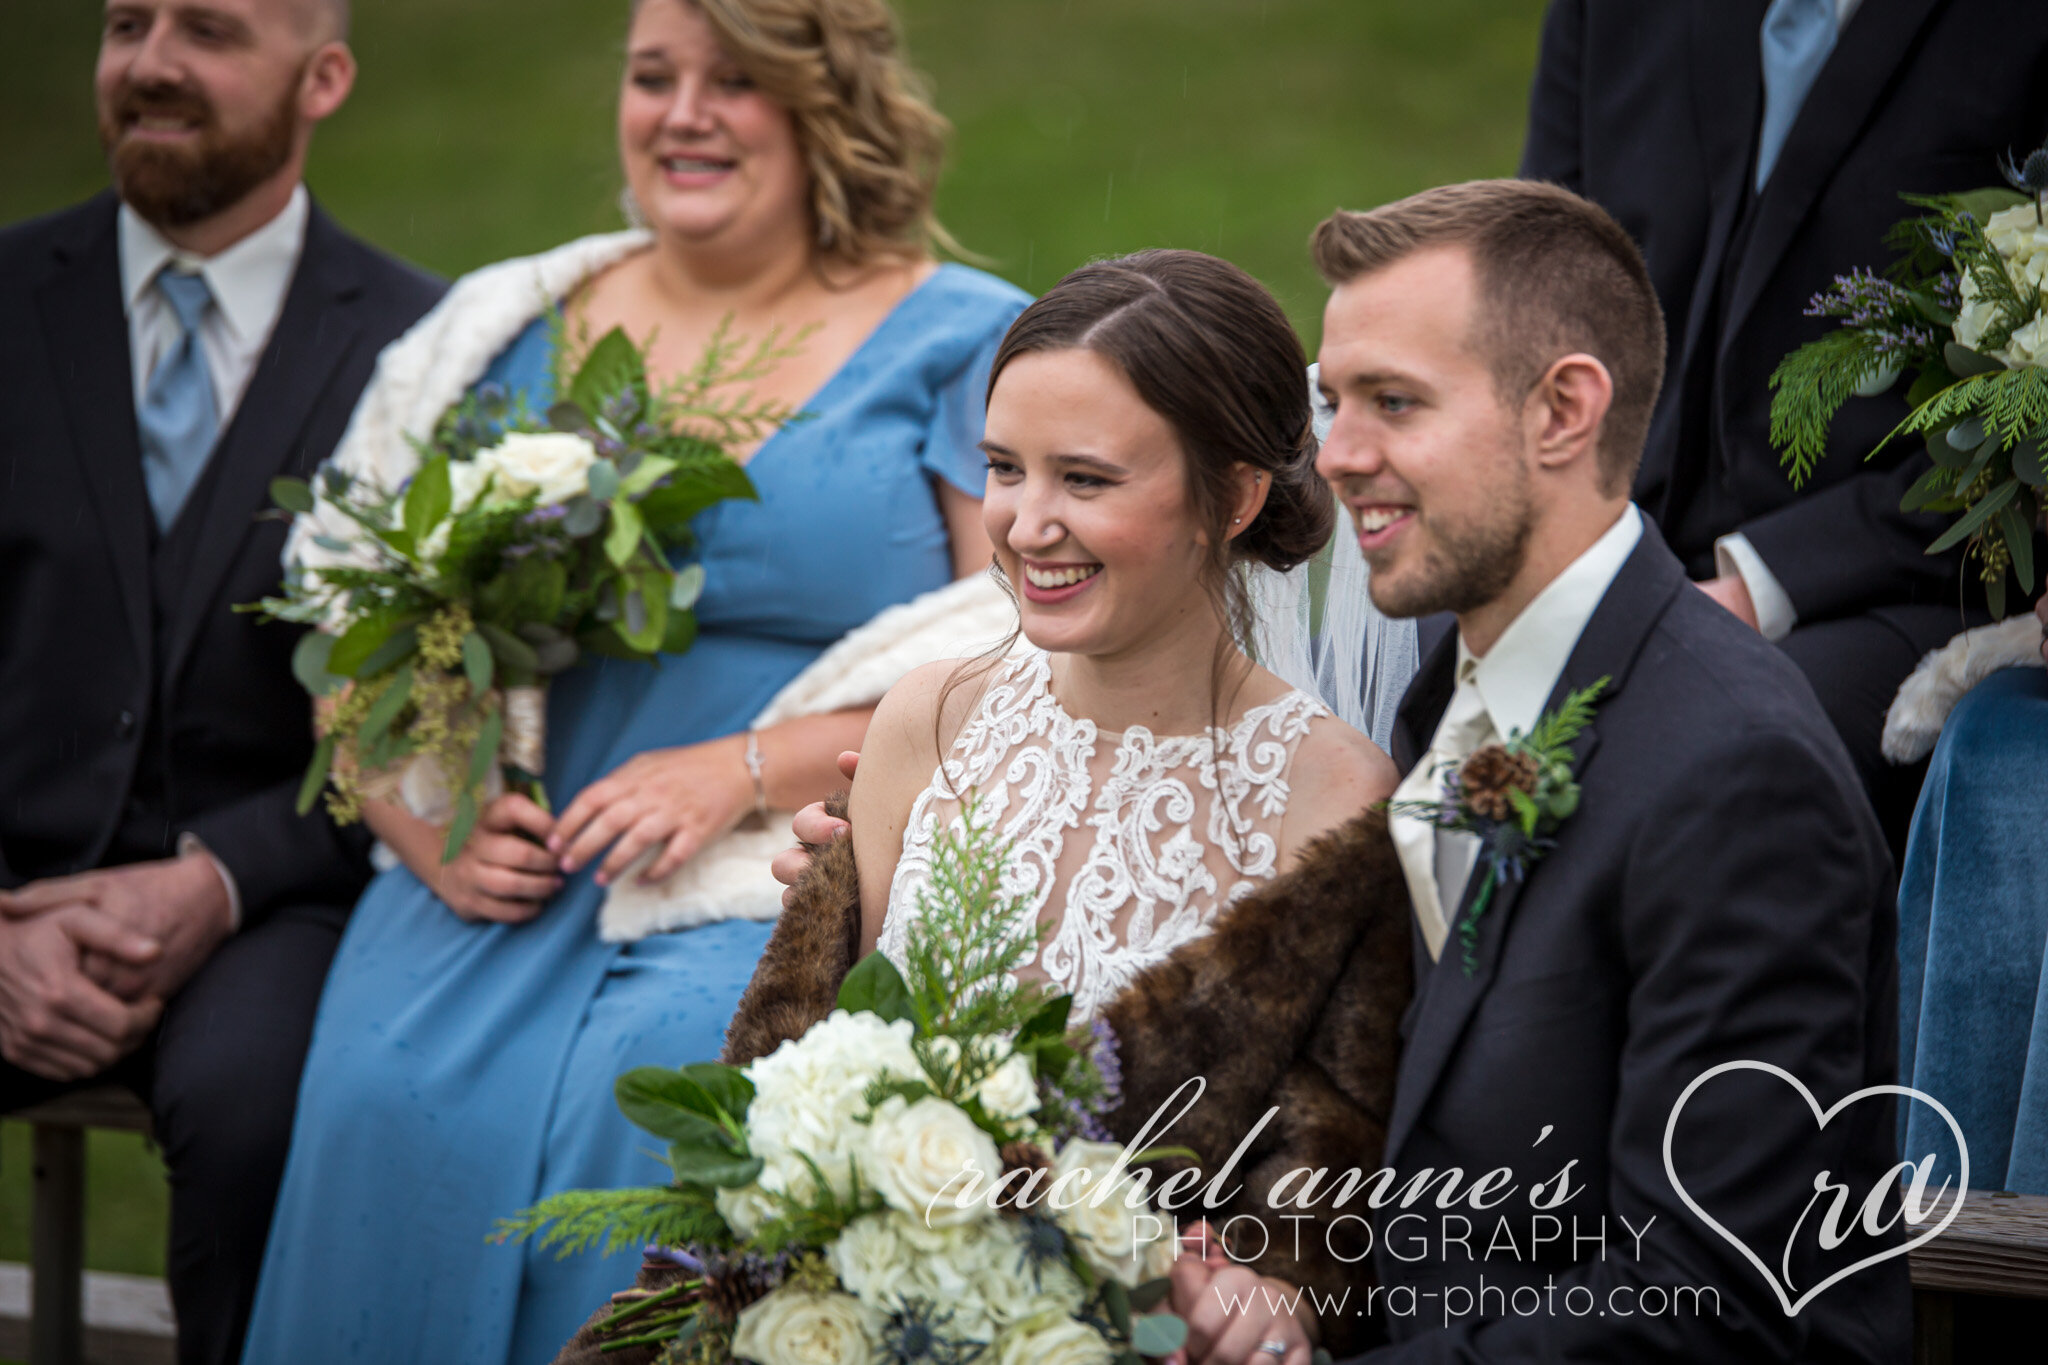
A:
[1312,179,1666,492]
[935,250,1333,756]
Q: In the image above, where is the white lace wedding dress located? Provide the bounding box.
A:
[878,648,1332,1020]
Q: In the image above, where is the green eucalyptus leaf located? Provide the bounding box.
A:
[1901,464,1956,512]
[476,623,540,676]
[1927,478,2019,554]
[669,563,706,611]
[461,631,493,694]
[1988,572,2008,619]
[1944,343,2006,379]
[561,495,604,537]
[269,476,316,514]
[1926,429,1970,471]
[2014,438,2048,488]
[1960,429,2004,488]
[534,637,581,674]
[403,455,453,550]
[1998,502,2036,595]
[1905,363,1959,409]
[327,610,408,678]
[586,460,622,503]
[356,662,415,750]
[837,951,914,1023]
[295,735,336,815]
[1947,415,1989,449]
[619,454,678,499]
[356,624,422,680]
[605,499,646,569]
[546,401,589,434]
[660,608,698,655]
[1129,1278,1172,1313]
[291,630,342,697]
[468,705,504,790]
[1130,1314,1189,1356]
[1102,1278,1133,1336]
[442,790,478,863]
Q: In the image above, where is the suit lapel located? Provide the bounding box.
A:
[161,205,363,685]
[1723,0,1948,340]
[35,196,153,673]
[1382,524,1688,1164]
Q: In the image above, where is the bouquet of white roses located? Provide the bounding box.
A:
[500,810,1189,1365]
[1770,142,2048,615]
[254,320,788,860]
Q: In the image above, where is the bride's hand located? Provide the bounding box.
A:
[550,736,753,886]
[1170,1222,1315,1365]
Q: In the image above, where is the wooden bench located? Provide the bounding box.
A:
[2,1088,173,1365]
[1909,1188,2048,1364]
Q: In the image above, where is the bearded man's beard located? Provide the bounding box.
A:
[99,71,300,229]
[1360,463,1536,620]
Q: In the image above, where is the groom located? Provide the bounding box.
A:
[1264,180,1906,1360]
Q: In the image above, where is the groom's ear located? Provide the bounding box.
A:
[1527,352,1615,480]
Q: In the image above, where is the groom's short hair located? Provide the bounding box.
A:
[1312,180,1665,493]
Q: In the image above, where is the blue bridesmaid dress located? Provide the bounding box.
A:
[242,264,1028,1364]
[1896,664,2048,1196]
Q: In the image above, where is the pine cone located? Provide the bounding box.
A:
[999,1140,1053,1213]
[1458,745,1540,821]
[700,1249,782,1323]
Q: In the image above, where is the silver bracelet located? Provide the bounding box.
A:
[743,729,768,818]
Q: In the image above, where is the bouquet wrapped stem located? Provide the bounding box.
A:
[256,317,802,860]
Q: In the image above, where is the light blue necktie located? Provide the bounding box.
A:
[138,269,220,532]
[1755,0,1838,191]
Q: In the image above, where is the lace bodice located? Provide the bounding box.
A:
[880,650,1331,1020]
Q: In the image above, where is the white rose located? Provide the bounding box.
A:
[731,1289,877,1365]
[974,1051,1041,1121]
[992,1314,1115,1365]
[2006,312,2048,368]
[743,1010,921,1204]
[473,431,598,508]
[863,1095,1002,1227]
[1047,1140,1170,1287]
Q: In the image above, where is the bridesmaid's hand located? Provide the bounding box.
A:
[551,737,754,887]
[431,794,562,923]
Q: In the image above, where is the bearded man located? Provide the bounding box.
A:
[0,2,441,1359]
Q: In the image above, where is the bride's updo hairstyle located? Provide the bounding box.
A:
[629,0,960,267]
[985,249,1334,646]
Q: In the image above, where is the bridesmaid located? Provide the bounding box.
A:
[241,1,1026,1361]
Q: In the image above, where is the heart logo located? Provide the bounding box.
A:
[1661,1059,1969,1317]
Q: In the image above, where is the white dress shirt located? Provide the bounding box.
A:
[116,186,309,930]
[1390,505,1644,960]
[119,184,308,428]
[1714,0,1864,642]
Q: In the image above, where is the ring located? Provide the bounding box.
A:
[1256,1344,1290,1360]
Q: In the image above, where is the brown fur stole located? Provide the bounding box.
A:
[720,800,1412,1354]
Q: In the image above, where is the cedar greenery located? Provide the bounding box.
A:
[1766,172,2048,616]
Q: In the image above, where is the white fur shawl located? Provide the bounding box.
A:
[285,232,1019,940]
[1882,613,2045,763]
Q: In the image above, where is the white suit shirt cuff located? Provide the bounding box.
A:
[1714,532,1798,642]
[177,831,243,933]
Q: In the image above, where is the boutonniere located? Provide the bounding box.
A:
[1391,677,1610,973]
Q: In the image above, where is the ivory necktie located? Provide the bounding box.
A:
[1392,670,1498,961]
[1755,0,1837,191]
[138,268,220,533]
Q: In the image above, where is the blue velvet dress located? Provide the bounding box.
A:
[1897,664,2048,1195]
[242,264,1028,1364]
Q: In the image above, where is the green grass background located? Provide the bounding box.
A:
[0,0,1544,1279]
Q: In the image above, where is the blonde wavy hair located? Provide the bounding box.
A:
[630,0,962,268]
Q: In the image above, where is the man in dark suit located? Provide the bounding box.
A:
[1521,0,2048,848]
[1171,181,1910,1362]
[0,1,441,1359]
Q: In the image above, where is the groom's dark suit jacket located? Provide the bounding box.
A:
[0,192,443,915]
[1365,521,1908,1362]
[1522,0,2048,616]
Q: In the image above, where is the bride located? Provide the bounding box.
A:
[718,249,1416,1362]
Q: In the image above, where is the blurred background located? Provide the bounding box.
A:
[0,0,1544,1281]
